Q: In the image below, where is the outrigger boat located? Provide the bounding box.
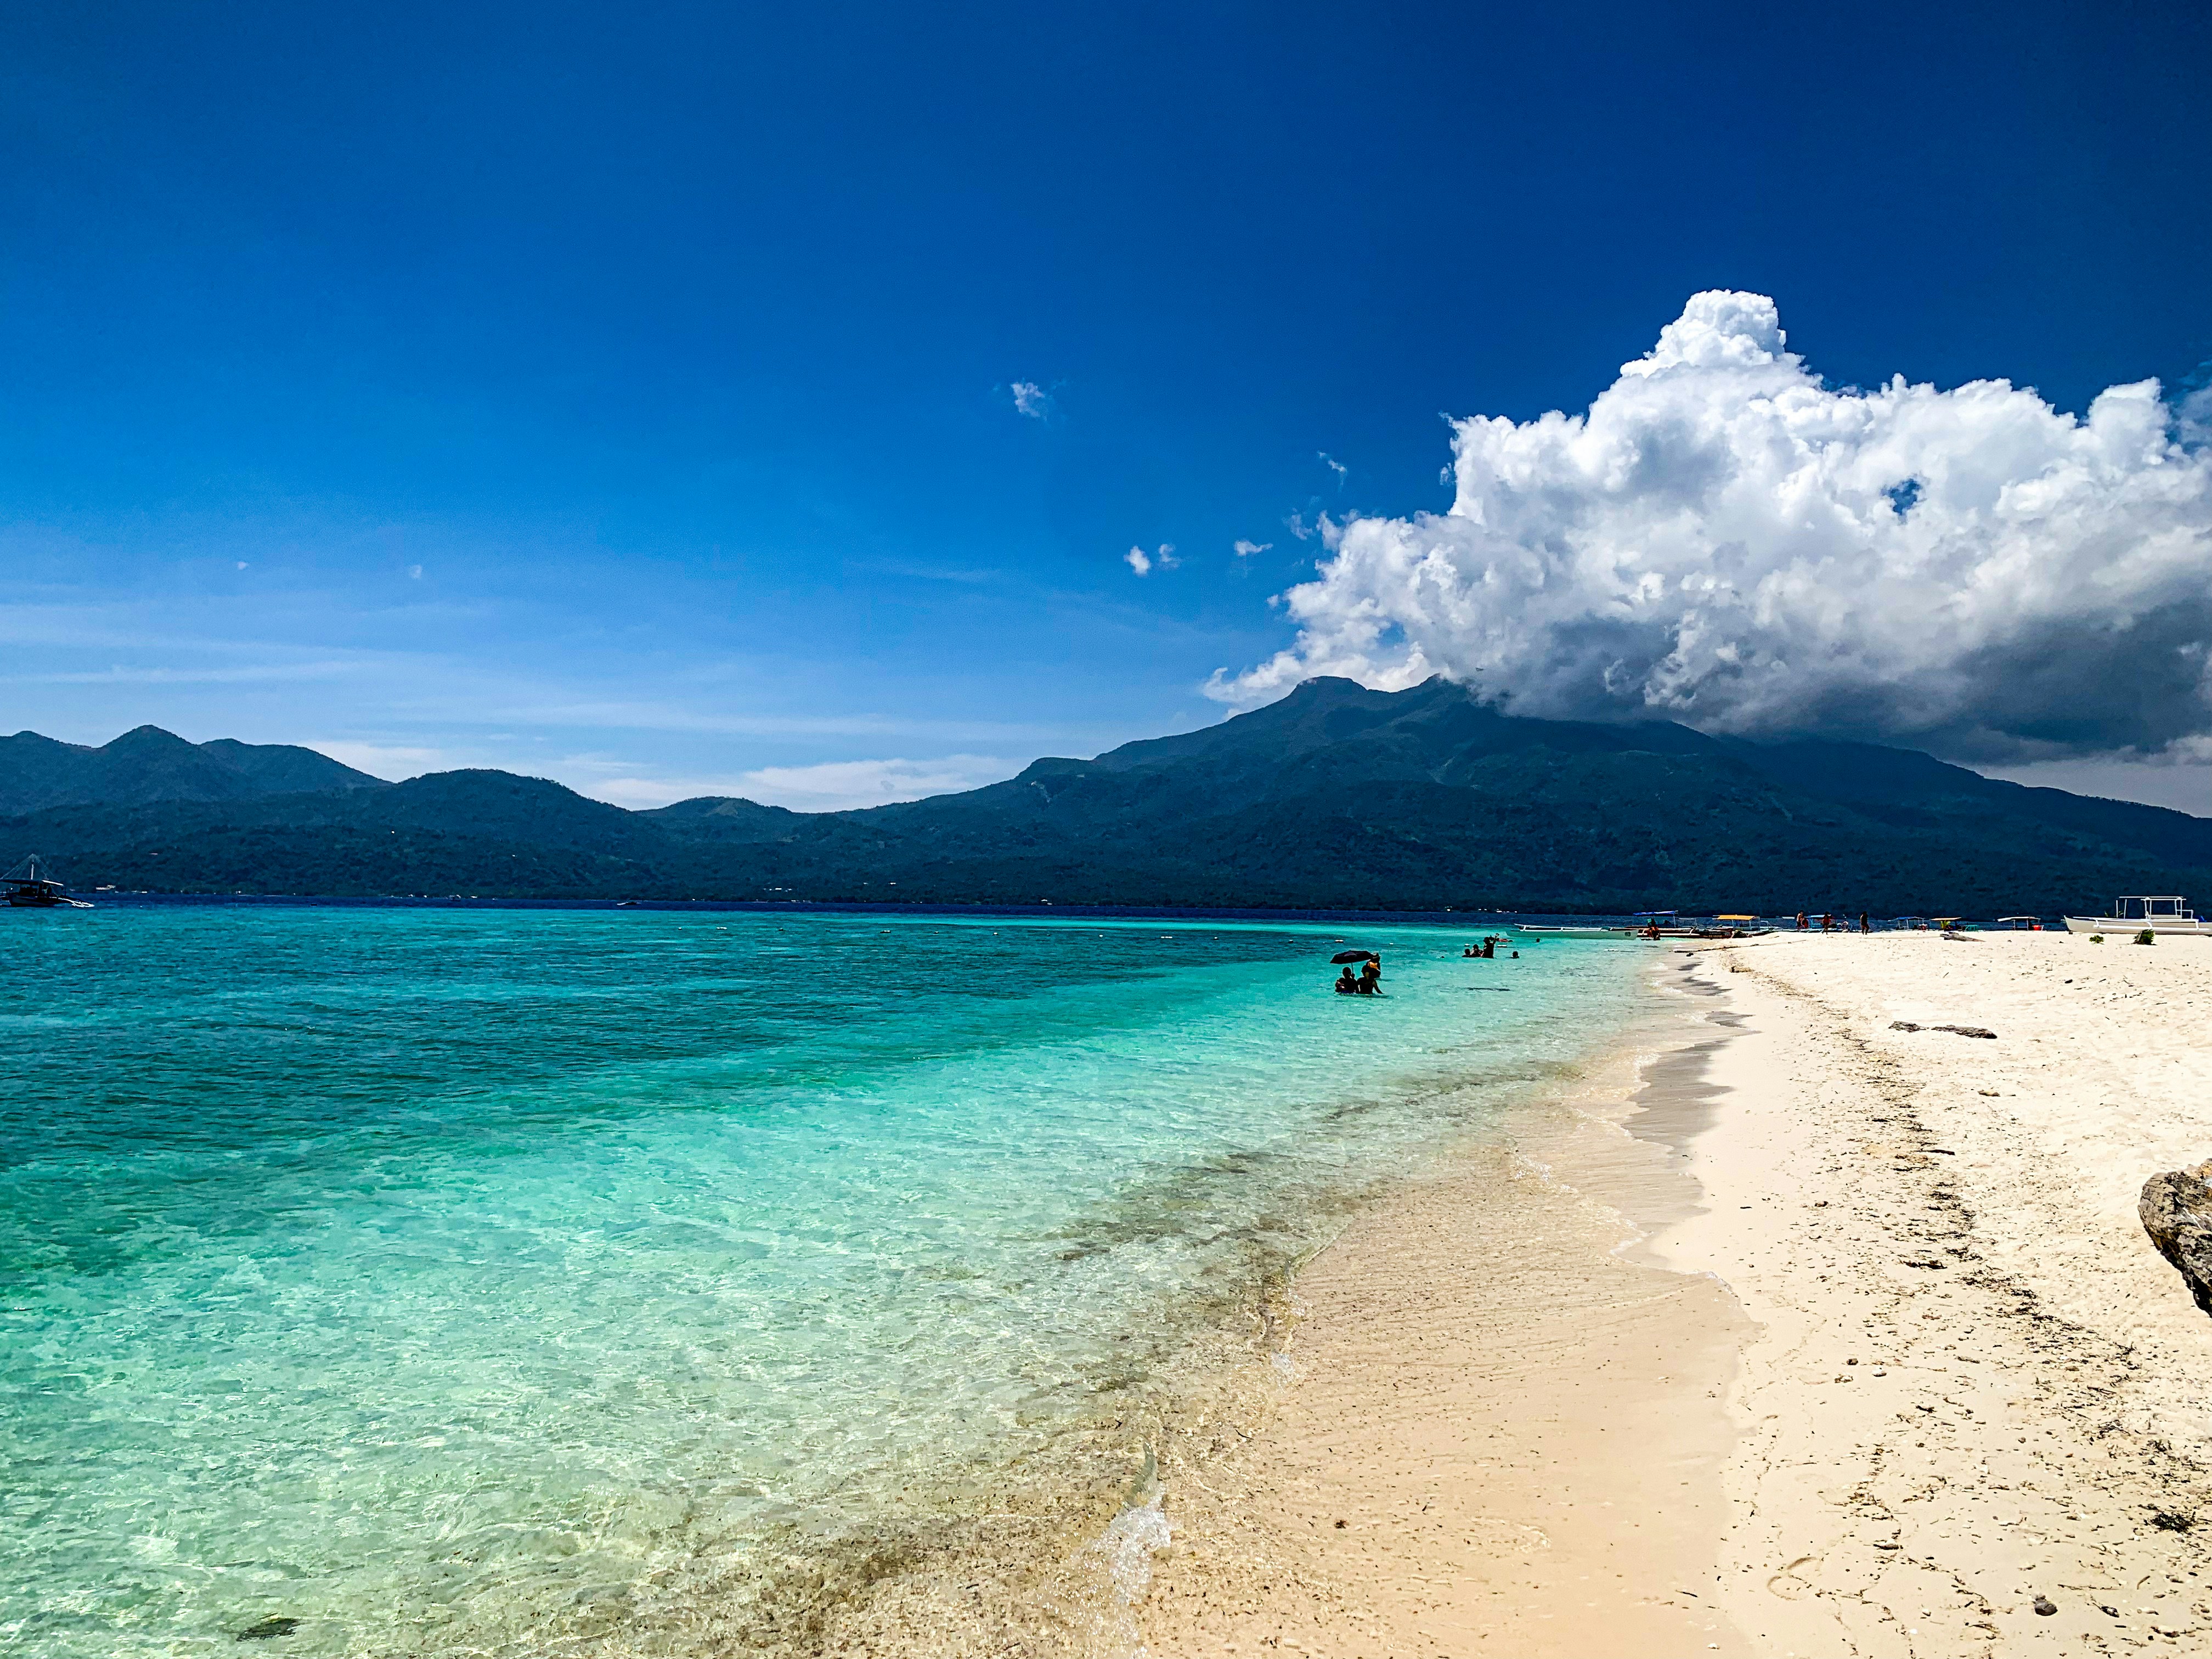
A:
[4,855,93,909]
[2062,896,2210,937]
[1621,911,1764,939]
[1694,915,1772,939]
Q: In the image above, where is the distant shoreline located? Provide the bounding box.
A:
[46,892,2023,931]
[51,892,1651,926]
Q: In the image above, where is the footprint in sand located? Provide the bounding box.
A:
[1766,1557,1818,1599]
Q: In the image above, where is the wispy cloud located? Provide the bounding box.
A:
[303,740,461,780]
[580,754,1018,811]
[853,560,1000,585]
[0,660,363,686]
[1124,542,1177,577]
[1233,539,1271,559]
[1318,452,1348,487]
[1011,381,1053,419]
[492,696,1067,743]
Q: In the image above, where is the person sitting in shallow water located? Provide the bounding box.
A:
[1334,967,1359,994]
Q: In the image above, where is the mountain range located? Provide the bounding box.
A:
[6,679,2209,914]
[0,725,380,813]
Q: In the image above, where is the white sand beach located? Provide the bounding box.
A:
[1139,933,2212,1656]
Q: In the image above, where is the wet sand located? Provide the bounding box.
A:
[1138,934,2212,1656]
[1137,962,1757,1655]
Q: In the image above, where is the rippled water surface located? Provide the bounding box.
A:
[0,906,1643,1655]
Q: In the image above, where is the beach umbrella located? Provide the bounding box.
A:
[1330,950,1377,963]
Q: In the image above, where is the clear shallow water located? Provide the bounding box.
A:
[0,907,1644,1655]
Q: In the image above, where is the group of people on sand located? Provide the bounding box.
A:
[1796,912,1872,933]
[1333,957,1384,996]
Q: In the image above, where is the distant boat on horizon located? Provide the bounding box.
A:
[4,855,94,909]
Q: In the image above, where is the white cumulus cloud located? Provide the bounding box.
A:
[1234,538,1272,558]
[1125,542,1178,576]
[1215,291,2212,764]
[1011,381,1052,419]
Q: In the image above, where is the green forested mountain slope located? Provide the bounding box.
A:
[0,725,381,814]
[6,681,2207,913]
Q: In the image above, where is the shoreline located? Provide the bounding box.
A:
[1135,954,1755,1655]
[1677,934,2212,1654]
[1134,934,2212,1655]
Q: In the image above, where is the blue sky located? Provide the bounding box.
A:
[4,2,2209,810]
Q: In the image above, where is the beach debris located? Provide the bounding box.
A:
[1886,1020,1996,1039]
[2151,1510,2196,1532]
[236,1617,300,1641]
[2034,1596,2058,1616]
[2138,1160,2212,1317]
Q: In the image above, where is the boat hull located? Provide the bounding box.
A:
[2062,917,2212,936]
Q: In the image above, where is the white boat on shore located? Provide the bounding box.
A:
[2062,896,2211,936]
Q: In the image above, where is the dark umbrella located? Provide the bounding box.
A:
[1330,950,1378,964]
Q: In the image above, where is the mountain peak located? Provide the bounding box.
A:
[104,724,197,751]
[0,726,382,815]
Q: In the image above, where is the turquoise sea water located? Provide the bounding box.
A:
[0,906,1644,1656]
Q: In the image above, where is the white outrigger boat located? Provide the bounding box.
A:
[2062,896,2210,936]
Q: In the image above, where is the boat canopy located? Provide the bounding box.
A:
[4,854,63,894]
[2111,896,2194,920]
